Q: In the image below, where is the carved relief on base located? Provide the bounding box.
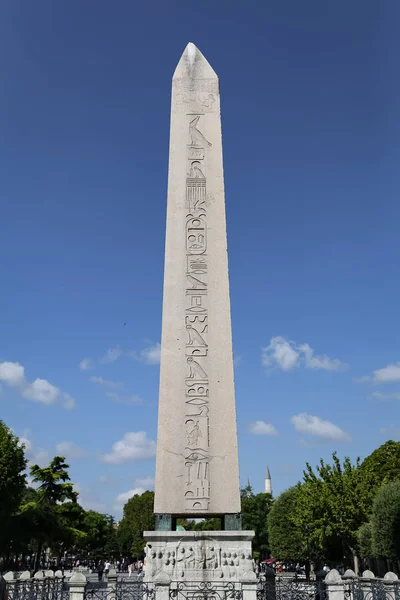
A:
[145,537,256,582]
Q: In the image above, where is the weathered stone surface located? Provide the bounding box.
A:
[154,42,240,516]
[144,531,255,582]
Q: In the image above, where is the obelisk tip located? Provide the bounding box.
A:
[173,42,218,80]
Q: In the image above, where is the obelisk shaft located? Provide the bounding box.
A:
[154,43,240,516]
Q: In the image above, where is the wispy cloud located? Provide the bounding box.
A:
[0,361,76,408]
[379,425,400,440]
[129,343,161,365]
[55,441,88,459]
[105,391,143,405]
[100,431,156,465]
[112,476,155,514]
[358,362,400,384]
[79,358,95,371]
[248,421,278,436]
[371,391,400,401]
[80,343,160,370]
[113,487,146,512]
[18,432,50,467]
[291,413,350,442]
[99,346,123,365]
[75,483,106,513]
[79,346,122,370]
[90,376,124,389]
[262,337,347,373]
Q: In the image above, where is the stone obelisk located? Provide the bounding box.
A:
[145,44,255,591]
[154,42,240,520]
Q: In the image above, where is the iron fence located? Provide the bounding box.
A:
[170,582,243,600]
[257,576,327,600]
[6,577,67,600]
[84,579,154,600]
[344,580,400,600]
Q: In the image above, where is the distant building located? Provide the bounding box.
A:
[265,464,272,495]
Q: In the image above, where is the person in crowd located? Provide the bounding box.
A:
[0,575,7,600]
[104,560,111,577]
[97,560,104,582]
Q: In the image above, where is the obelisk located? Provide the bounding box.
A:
[154,42,240,520]
[145,44,256,591]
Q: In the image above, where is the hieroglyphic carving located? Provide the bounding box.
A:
[184,113,211,511]
[189,116,212,147]
[173,78,219,94]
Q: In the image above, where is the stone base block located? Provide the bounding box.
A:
[144,530,256,584]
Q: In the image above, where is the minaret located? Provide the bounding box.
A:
[265,464,272,495]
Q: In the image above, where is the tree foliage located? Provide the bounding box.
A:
[241,486,273,558]
[293,453,368,566]
[357,522,373,559]
[0,420,27,551]
[268,487,304,560]
[117,491,155,559]
[359,441,400,512]
[371,480,400,560]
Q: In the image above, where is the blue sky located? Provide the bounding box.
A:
[1,0,399,518]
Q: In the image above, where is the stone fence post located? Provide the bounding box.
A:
[383,572,399,600]
[69,571,87,600]
[325,569,345,600]
[107,568,118,600]
[153,572,170,600]
[361,569,375,600]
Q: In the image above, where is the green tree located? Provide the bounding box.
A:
[241,486,273,559]
[268,487,304,561]
[0,420,27,552]
[24,456,78,570]
[117,491,155,559]
[80,511,117,560]
[294,453,368,573]
[359,441,400,512]
[192,518,222,531]
[357,522,373,560]
[371,480,400,561]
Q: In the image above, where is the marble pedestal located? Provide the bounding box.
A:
[144,531,257,589]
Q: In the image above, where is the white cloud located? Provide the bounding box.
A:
[371,391,400,401]
[75,483,106,513]
[0,361,75,408]
[79,358,94,371]
[140,343,161,365]
[248,421,278,436]
[262,337,347,373]
[0,362,25,386]
[135,476,155,489]
[79,346,123,371]
[99,346,123,365]
[233,355,242,367]
[361,362,400,384]
[379,425,400,440]
[113,487,146,512]
[63,393,76,409]
[18,433,50,467]
[291,413,350,442]
[90,376,124,389]
[56,441,88,459]
[22,378,59,404]
[262,337,299,371]
[105,391,143,405]
[101,431,156,464]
